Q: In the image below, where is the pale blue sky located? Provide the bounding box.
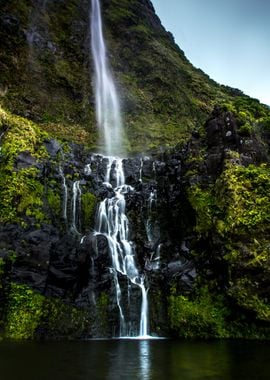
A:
[151,0,270,105]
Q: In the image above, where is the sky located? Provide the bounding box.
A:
[151,0,270,105]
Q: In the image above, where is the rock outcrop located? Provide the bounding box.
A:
[0,107,269,339]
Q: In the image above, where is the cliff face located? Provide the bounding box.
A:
[0,0,270,339]
[1,0,269,152]
[0,106,269,339]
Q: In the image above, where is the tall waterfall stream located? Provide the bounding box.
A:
[90,0,150,337]
[90,0,124,156]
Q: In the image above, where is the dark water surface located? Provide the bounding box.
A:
[0,339,269,379]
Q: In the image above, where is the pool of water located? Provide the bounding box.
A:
[0,339,269,379]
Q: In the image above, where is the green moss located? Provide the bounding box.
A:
[186,160,270,333]
[47,189,61,217]
[5,283,44,340]
[5,283,89,340]
[221,96,270,138]
[216,163,270,234]
[168,287,228,339]
[0,107,49,224]
[81,192,97,230]
[238,122,252,136]
[41,297,89,339]
[188,185,217,234]
[228,278,270,322]
[260,116,270,133]
[0,167,45,224]
[42,122,96,146]
[0,107,48,166]
[0,258,4,272]
[96,292,110,336]
[168,285,270,339]
[1,0,270,152]
[0,0,93,129]
[188,162,270,237]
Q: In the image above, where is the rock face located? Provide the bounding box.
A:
[0,0,270,339]
[0,147,197,338]
[0,107,269,340]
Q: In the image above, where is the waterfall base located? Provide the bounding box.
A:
[92,156,149,338]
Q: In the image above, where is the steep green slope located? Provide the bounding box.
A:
[1,0,269,152]
[0,0,96,144]
[102,0,227,149]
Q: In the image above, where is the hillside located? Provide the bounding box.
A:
[1,0,269,152]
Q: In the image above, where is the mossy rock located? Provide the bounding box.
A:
[4,283,90,340]
[0,107,49,224]
[81,192,97,230]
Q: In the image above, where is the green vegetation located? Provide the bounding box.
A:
[188,162,270,236]
[0,107,48,224]
[185,160,270,336]
[169,287,228,339]
[227,278,270,322]
[0,0,95,138]
[96,292,110,337]
[5,283,89,340]
[5,283,44,339]
[216,163,270,234]
[0,258,5,279]
[188,185,216,235]
[1,0,269,152]
[0,167,45,224]
[221,95,270,138]
[40,297,89,339]
[1,0,270,340]
[0,107,47,165]
[81,192,98,230]
[47,189,61,218]
[168,286,270,339]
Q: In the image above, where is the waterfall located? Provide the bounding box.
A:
[146,190,157,242]
[90,0,149,337]
[71,181,81,234]
[90,0,124,156]
[59,166,68,222]
[93,158,149,337]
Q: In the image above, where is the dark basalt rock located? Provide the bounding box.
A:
[1,107,269,339]
[15,151,37,170]
[44,139,61,157]
[123,157,142,185]
[201,107,269,181]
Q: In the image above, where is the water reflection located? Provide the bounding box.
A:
[169,341,231,379]
[139,340,150,380]
[106,340,151,379]
[0,340,269,380]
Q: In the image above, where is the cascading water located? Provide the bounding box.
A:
[59,166,68,222]
[93,158,149,337]
[90,0,124,156]
[90,0,149,337]
[71,181,81,234]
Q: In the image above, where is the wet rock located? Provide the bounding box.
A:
[123,157,141,184]
[44,139,61,157]
[10,226,59,292]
